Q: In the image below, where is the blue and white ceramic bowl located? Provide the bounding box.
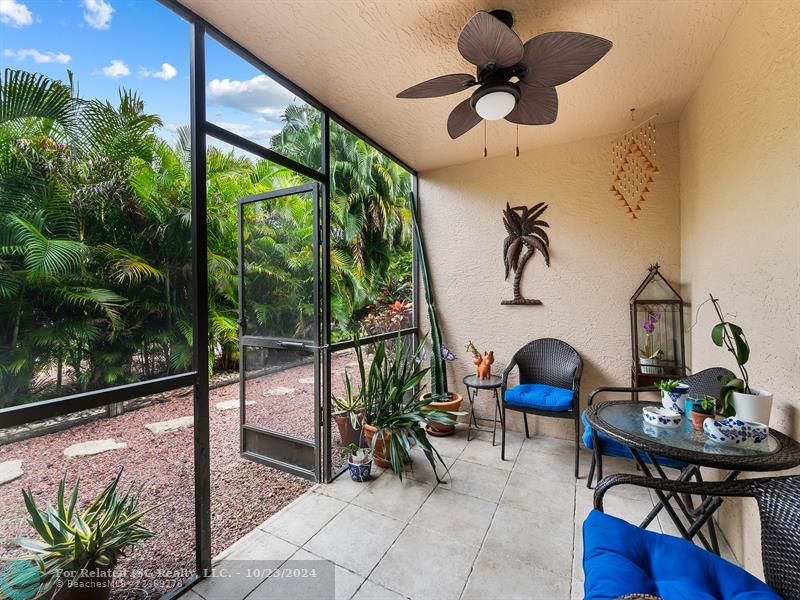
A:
[703,417,769,447]
[661,384,690,414]
[642,406,682,428]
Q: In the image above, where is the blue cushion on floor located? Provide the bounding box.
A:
[581,410,687,469]
[583,509,780,600]
[504,383,573,412]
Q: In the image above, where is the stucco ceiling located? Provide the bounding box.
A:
[179,0,743,172]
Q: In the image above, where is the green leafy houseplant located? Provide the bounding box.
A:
[331,331,367,447]
[357,335,460,479]
[691,395,716,415]
[709,295,750,417]
[339,443,372,464]
[654,379,682,394]
[4,472,157,599]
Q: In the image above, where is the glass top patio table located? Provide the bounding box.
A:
[586,401,800,472]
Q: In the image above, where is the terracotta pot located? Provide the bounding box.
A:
[690,409,712,431]
[333,413,362,447]
[423,392,463,437]
[48,568,113,600]
[362,423,391,468]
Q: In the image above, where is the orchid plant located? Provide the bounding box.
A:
[640,311,663,360]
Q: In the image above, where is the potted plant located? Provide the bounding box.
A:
[340,443,373,482]
[709,295,771,423]
[4,472,156,600]
[332,335,366,447]
[688,395,716,431]
[639,311,663,374]
[655,379,690,414]
[410,199,463,436]
[356,335,458,479]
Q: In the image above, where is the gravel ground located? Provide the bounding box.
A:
[0,351,357,596]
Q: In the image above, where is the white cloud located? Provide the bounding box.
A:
[0,0,33,27]
[4,48,71,64]
[141,62,177,80]
[99,59,129,78]
[207,75,296,118]
[82,0,113,30]
[211,120,279,145]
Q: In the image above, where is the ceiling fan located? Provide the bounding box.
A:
[397,9,612,139]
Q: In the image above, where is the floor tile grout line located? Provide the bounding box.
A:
[456,434,526,600]
[347,434,469,599]
[266,495,349,549]
[349,475,439,600]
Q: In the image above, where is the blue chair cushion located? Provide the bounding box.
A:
[504,383,573,412]
[581,410,687,469]
[583,509,780,599]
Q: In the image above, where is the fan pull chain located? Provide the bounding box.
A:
[483,121,487,158]
[515,124,520,157]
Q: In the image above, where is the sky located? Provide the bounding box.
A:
[0,0,313,153]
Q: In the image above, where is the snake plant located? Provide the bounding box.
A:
[410,193,450,399]
[5,471,157,596]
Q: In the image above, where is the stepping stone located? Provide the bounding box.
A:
[267,387,295,396]
[298,377,315,385]
[145,416,194,435]
[215,399,254,411]
[0,460,23,485]
[64,439,127,458]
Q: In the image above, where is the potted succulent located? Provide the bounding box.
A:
[655,379,690,414]
[332,336,366,447]
[709,295,771,423]
[3,472,156,600]
[340,443,373,482]
[410,199,463,436]
[688,395,716,431]
[356,335,458,479]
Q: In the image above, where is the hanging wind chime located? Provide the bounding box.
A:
[609,109,659,219]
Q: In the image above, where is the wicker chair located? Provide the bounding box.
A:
[585,367,734,488]
[593,474,800,600]
[500,338,583,476]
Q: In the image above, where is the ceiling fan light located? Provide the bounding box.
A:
[475,91,517,120]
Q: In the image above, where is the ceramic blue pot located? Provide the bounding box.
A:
[661,383,690,414]
[347,459,372,482]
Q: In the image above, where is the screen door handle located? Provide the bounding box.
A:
[279,340,306,349]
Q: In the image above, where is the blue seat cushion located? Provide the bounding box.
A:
[583,509,780,600]
[504,383,573,412]
[581,410,687,469]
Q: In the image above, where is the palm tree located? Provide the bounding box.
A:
[502,202,550,305]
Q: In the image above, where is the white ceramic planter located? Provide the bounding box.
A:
[732,389,773,425]
[640,358,659,375]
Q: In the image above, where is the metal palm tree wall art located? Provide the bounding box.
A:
[502,203,550,305]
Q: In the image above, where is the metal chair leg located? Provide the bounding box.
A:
[523,413,530,438]
[587,452,596,489]
[501,405,507,461]
[491,390,500,446]
[574,417,580,479]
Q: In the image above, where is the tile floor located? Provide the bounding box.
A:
[184,426,738,600]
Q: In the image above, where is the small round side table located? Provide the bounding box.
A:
[462,374,504,445]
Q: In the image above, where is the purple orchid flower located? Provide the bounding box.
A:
[441,346,455,362]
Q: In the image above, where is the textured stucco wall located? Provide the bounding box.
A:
[417,123,681,442]
[679,0,800,578]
